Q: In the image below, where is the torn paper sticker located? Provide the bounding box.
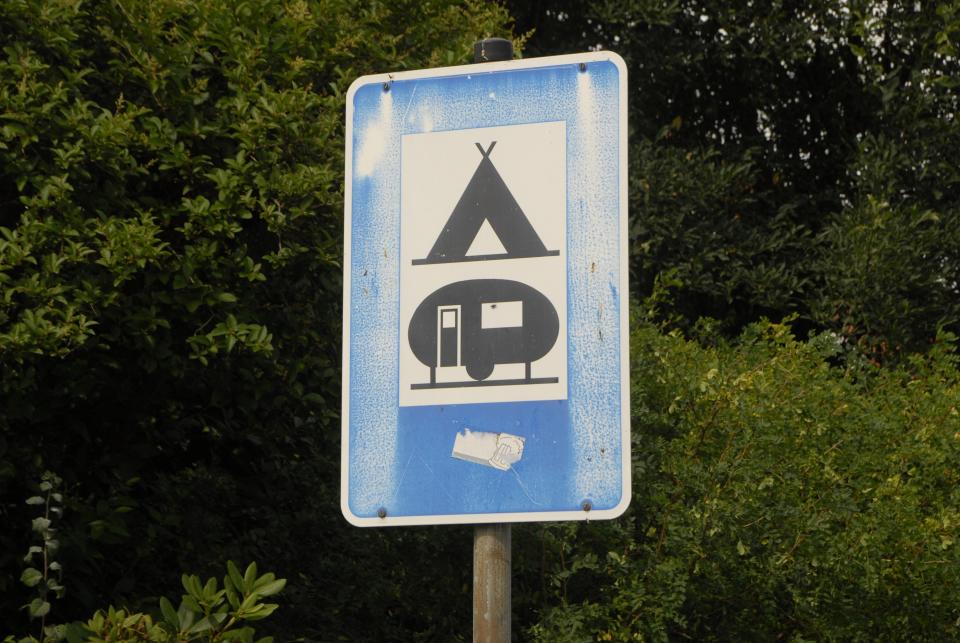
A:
[452,429,525,471]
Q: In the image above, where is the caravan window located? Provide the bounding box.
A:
[481,301,522,329]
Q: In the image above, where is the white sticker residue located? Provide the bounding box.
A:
[452,429,525,471]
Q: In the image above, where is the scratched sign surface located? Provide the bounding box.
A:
[342,52,630,526]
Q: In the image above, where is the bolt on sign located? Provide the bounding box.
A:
[342,52,629,526]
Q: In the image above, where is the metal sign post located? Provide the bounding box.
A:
[473,522,511,642]
[342,36,629,643]
[471,36,515,643]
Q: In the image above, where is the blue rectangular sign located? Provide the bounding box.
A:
[342,52,629,526]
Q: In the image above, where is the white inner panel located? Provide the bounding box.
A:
[481,301,523,328]
[441,310,458,328]
[399,120,567,406]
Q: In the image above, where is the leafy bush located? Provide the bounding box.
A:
[5,0,958,639]
[4,561,285,643]
[530,314,960,641]
[0,0,513,638]
[511,1,960,352]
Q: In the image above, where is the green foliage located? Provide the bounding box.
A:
[0,0,514,638]
[815,192,959,358]
[512,1,960,352]
[74,607,166,643]
[529,312,960,641]
[147,560,283,642]
[18,472,65,642]
[504,8,960,630]
[159,561,285,637]
[4,0,959,639]
[4,561,284,643]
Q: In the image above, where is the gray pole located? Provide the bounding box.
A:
[473,523,512,642]
[470,39,515,643]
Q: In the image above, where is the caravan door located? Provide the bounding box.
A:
[437,305,461,367]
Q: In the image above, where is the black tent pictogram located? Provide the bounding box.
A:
[412,141,559,265]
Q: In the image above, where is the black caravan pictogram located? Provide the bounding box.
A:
[412,142,560,265]
[408,279,559,388]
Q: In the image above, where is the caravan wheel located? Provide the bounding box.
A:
[465,356,495,382]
